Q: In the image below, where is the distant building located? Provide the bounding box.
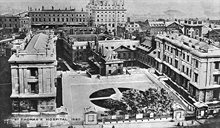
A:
[207,28,220,43]
[98,40,139,67]
[8,32,57,113]
[0,14,20,33]
[0,38,15,57]
[19,16,31,32]
[126,22,140,33]
[86,0,127,32]
[28,6,89,28]
[58,26,95,35]
[182,19,203,38]
[88,39,139,76]
[72,41,89,63]
[165,21,183,34]
[147,21,166,36]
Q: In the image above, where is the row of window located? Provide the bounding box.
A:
[105,45,136,50]
[127,24,139,28]
[127,28,139,32]
[96,18,125,22]
[182,65,192,77]
[0,18,18,22]
[108,63,122,67]
[0,24,18,28]
[32,18,86,22]
[163,54,193,76]
[97,14,124,17]
[186,28,200,35]
[95,3,124,7]
[74,46,87,50]
[163,43,192,64]
[95,6,124,10]
[30,14,86,17]
[97,11,125,14]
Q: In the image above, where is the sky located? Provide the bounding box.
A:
[0,0,220,18]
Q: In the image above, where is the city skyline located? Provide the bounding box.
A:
[0,0,220,19]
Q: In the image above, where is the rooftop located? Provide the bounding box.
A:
[157,33,220,58]
[165,21,183,27]
[98,39,139,51]
[9,33,57,63]
[148,21,165,27]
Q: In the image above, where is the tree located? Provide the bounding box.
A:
[120,88,174,116]
[103,99,127,115]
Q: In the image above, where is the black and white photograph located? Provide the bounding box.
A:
[0,0,220,127]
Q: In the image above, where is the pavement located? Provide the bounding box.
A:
[141,68,190,111]
[62,68,160,119]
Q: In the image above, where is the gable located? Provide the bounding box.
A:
[114,45,133,52]
[167,22,182,28]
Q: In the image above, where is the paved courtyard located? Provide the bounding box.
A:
[62,67,187,120]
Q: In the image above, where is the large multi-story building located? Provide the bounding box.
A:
[137,31,220,104]
[147,21,166,36]
[88,39,139,76]
[28,6,89,28]
[19,16,31,32]
[8,32,57,113]
[0,14,20,33]
[126,22,140,33]
[86,0,127,32]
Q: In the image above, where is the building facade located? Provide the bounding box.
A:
[182,19,203,38]
[19,16,32,32]
[126,22,140,33]
[165,21,183,34]
[0,14,20,33]
[72,41,89,63]
[207,28,220,43]
[88,39,139,76]
[86,0,127,32]
[8,32,57,113]
[147,21,166,36]
[28,6,89,28]
[137,32,220,104]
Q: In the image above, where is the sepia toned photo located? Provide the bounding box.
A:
[0,0,220,127]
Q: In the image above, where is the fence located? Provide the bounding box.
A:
[98,114,173,124]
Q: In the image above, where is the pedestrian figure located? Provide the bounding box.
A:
[112,125,115,128]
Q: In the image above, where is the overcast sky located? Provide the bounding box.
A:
[0,0,220,17]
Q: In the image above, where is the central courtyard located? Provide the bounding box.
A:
[62,67,186,119]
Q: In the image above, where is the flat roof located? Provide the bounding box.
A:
[157,34,220,58]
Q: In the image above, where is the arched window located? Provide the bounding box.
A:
[195,29,199,35]
[186,28,189,35]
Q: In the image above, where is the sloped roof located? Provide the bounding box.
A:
[149,21,165,27]
[114,45,133,52]
[9,33,56,63]
[99,39,139,51]
[165,21,183,27]
[25,33,48,54]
